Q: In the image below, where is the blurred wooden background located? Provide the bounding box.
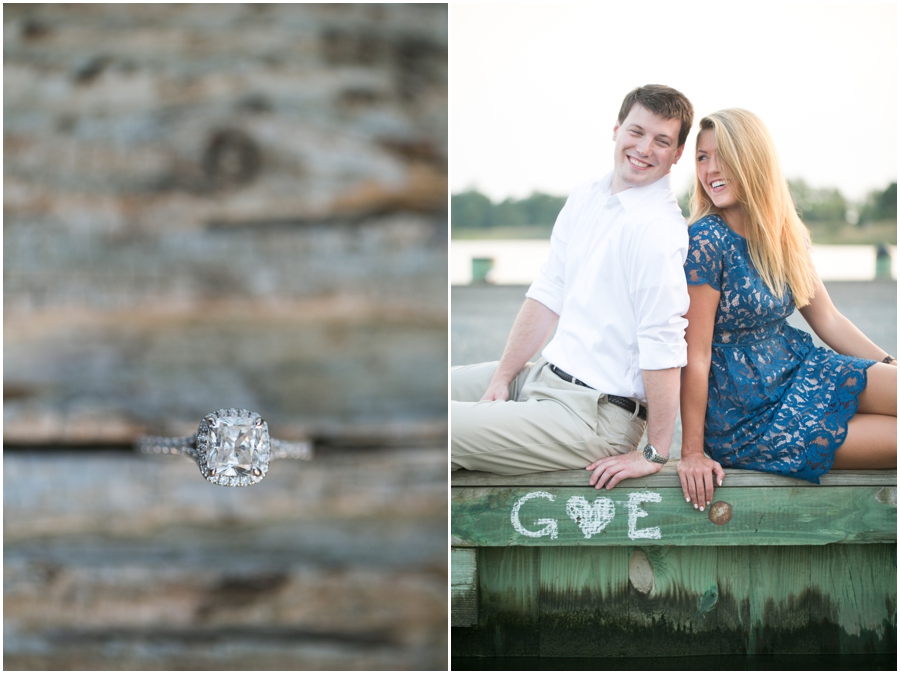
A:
[4,4,448,670]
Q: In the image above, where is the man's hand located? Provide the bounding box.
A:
[479,381,510,402]
[586,451,663,490]
[677,453,725,511]
[478,298,559,404]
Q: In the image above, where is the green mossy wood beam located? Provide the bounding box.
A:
[452,468,897,547]
[455,545,897,657]
[451,467,897,656]
[450,548,478,627]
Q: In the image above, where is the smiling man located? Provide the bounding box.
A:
[452,85,694,486]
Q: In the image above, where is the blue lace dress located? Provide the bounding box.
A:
[684,214,874,483]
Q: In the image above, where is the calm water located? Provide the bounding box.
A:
[451,280,897,459]
[451,654,898,670]
[451,240,896,285]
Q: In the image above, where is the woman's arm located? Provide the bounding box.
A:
[798,273,896,364]
[678,282,726,510]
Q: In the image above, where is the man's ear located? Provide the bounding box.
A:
[673,144,685,165]
[612,124,619,141]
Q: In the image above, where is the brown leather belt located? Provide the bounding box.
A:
[549,364,648,421]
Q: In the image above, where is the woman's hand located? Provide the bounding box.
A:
[677,453,725,511]
[679,282,721,511]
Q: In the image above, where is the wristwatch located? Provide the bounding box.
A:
[641,443,669,465]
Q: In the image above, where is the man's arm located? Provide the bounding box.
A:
[586,367,678,489]
[587,212,689,489]
[481,298,559,401]
[642,367,679,455]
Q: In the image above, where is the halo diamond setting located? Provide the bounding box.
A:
[198,409,271,487]
[137,408,312,487]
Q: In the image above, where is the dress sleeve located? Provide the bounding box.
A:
[684,219,724,291]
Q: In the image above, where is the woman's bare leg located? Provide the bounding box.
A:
[832,414,896,468]
[832,364,897,469]
[856,362,897,417]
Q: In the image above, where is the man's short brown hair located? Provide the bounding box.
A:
[617,85,694,148]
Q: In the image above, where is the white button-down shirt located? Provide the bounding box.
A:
[526,171,689,402]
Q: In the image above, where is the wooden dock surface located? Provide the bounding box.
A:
[6,443,448,670]
[451,466,897,658]
[4,5,448,668]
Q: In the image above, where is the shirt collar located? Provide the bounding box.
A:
[597,171,672,212]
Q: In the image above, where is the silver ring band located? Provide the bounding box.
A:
[137,436,313,460]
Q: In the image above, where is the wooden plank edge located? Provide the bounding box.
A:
[450,548,478,627]
[452,466,898,489]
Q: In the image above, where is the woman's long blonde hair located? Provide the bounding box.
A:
[689,109,818,307]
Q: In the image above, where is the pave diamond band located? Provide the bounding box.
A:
[137,436,313,461]
[137,408,313,487]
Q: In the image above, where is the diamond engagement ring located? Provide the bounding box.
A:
[136,408,313,487]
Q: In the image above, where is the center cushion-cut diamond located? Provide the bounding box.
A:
[207,415,267,477]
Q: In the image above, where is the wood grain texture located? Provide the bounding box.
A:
[808,544,898,654]
[6,446,446,539]
[746,546,812,654]
[452,485,897,547]
[451,466,898,488]
[5,446,448,670]
[452,544,897,657]
[450,548,477,627]
[4,3,449,442]
[475,547,541,657]
[537,547,630,657]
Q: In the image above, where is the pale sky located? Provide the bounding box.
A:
[450,1,898,203]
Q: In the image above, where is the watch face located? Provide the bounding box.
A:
[643,444,666,464]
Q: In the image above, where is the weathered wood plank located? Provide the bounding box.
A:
[4,523,447,630]
[537,547,630,657]
[452,485,897,547]
[746,546,812,654]
[631,546,722,640]
[808,544,898,654]
[4,4,448,670]
[473,547,540,657]
[716,546,753,648]
[451,466,898,488]
[5,447,447,539]
[450,548,478,627]
[452,544,897,657]
[4,311,449,444]
[4,3,449,444]
[5,446,448,670]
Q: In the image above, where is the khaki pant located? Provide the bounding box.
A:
[451,358,647,475]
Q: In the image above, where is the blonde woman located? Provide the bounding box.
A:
[678,109,897,510]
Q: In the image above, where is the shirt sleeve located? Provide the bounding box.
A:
[627,215,690,370]
[684,219,724,291]
[525,190,572,314]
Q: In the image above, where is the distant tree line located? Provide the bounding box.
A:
[451,191,567,230]
[789,180,896,225]
[858,181,897,223]
[453,181,897,230]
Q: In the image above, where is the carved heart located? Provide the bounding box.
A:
[565,495,615,538]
